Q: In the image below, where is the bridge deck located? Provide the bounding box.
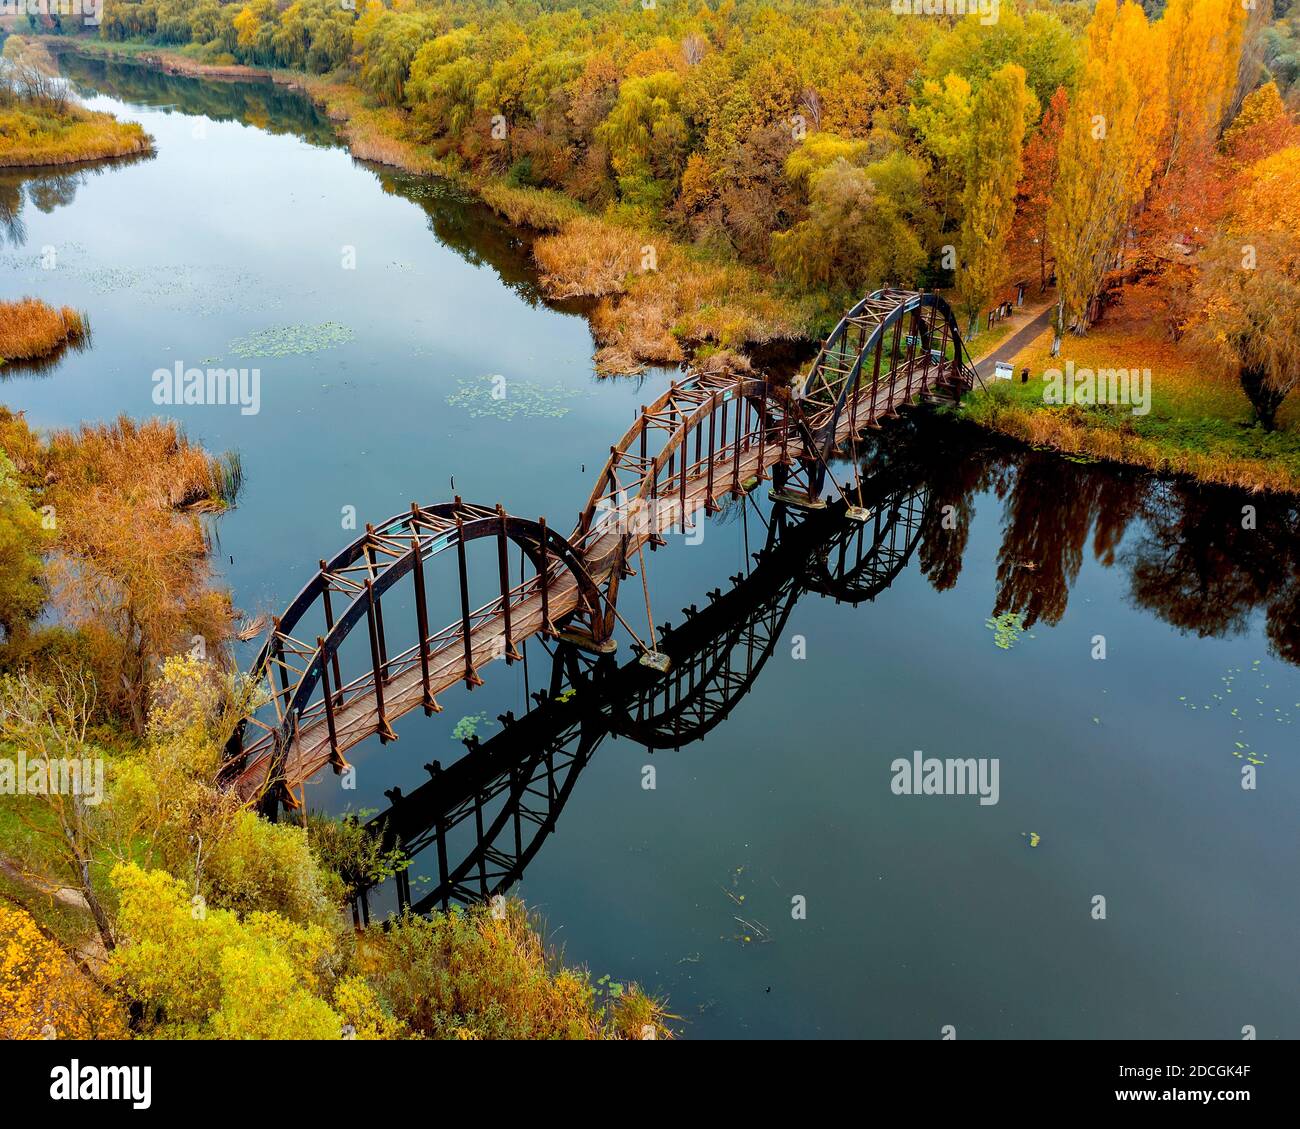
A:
[231,348,963,803]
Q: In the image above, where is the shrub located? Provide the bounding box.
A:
[358,904,672,1040]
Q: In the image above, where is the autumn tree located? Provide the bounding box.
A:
[1014,86,1068,292]
[923,9,1080,112]
[772,151,935,295]
[41,417,238,734]
[106,862,351,1039]
[0,905,127,1040]
[1133,0,1246,338]
[1162,0,1245,176]
[956,64,1034,337]
[1047,0,1168,351]
[1221,81,1296,167]
[1190,146,1300,429]
[0,451,46,644]
[908,72,973,232]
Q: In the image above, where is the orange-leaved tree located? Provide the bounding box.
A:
[1191,145,1300,429]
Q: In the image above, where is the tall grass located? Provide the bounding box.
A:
[479,182,584,232]
[210,451,244,510]
[46,416,243,514]
[0,103,152,168]
[535,216,819,373]
[0,298,89,363]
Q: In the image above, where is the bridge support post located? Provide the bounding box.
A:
[319,563,344,706]
[317,636,348,774]
[409,504,441,716]
[364,527,390,679]
[886,309,905,415]
[364,580,398,743]
[495,505,522,664]
[454,516,484,690]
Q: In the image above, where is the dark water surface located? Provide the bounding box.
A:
[3,55,1297,1040]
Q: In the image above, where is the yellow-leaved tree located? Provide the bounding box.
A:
[1162,0,1246,174]
[106,862,399,1039]
[1047,0,1168,351]
[956,63,1035,337]
[0,905,128,1040]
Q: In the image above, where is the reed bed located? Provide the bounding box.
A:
[0,298,89,363]
[0,104,152,169]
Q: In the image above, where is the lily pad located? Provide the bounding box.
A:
[229,322,355,358]
[446,376,590,420]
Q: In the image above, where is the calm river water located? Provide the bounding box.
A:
[2,54,1297,1039]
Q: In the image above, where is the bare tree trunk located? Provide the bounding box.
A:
[1240,365,1286,431]
[71,840,115,952]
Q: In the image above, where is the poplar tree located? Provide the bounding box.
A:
[1046,0,1167,352]
[956,63,1033,337]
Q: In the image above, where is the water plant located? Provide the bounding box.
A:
[446,376,590,421]
[228,322,355,358]
[985,611,1029,651]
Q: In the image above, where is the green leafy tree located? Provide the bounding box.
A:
[773,151,934,295]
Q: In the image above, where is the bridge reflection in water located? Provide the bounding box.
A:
[353,465,929,920]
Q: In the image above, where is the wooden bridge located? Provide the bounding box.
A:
[220,289,975,811]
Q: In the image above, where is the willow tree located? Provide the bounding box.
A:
[1046,0,1167,352]
[1191,147,1300,430]
[956,63,1034,338]
[597,71,689,214]
[1193,231,1300,429]
[772,152,933,294]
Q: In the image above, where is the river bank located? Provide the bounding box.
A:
[0,35,150,167]
[966,287,1300,494]
[33,35,1300,496]
[40,36,823,379]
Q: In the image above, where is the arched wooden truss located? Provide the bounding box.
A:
[224,290,970,811]
[224,499,611,810]
[794,288,972,454]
